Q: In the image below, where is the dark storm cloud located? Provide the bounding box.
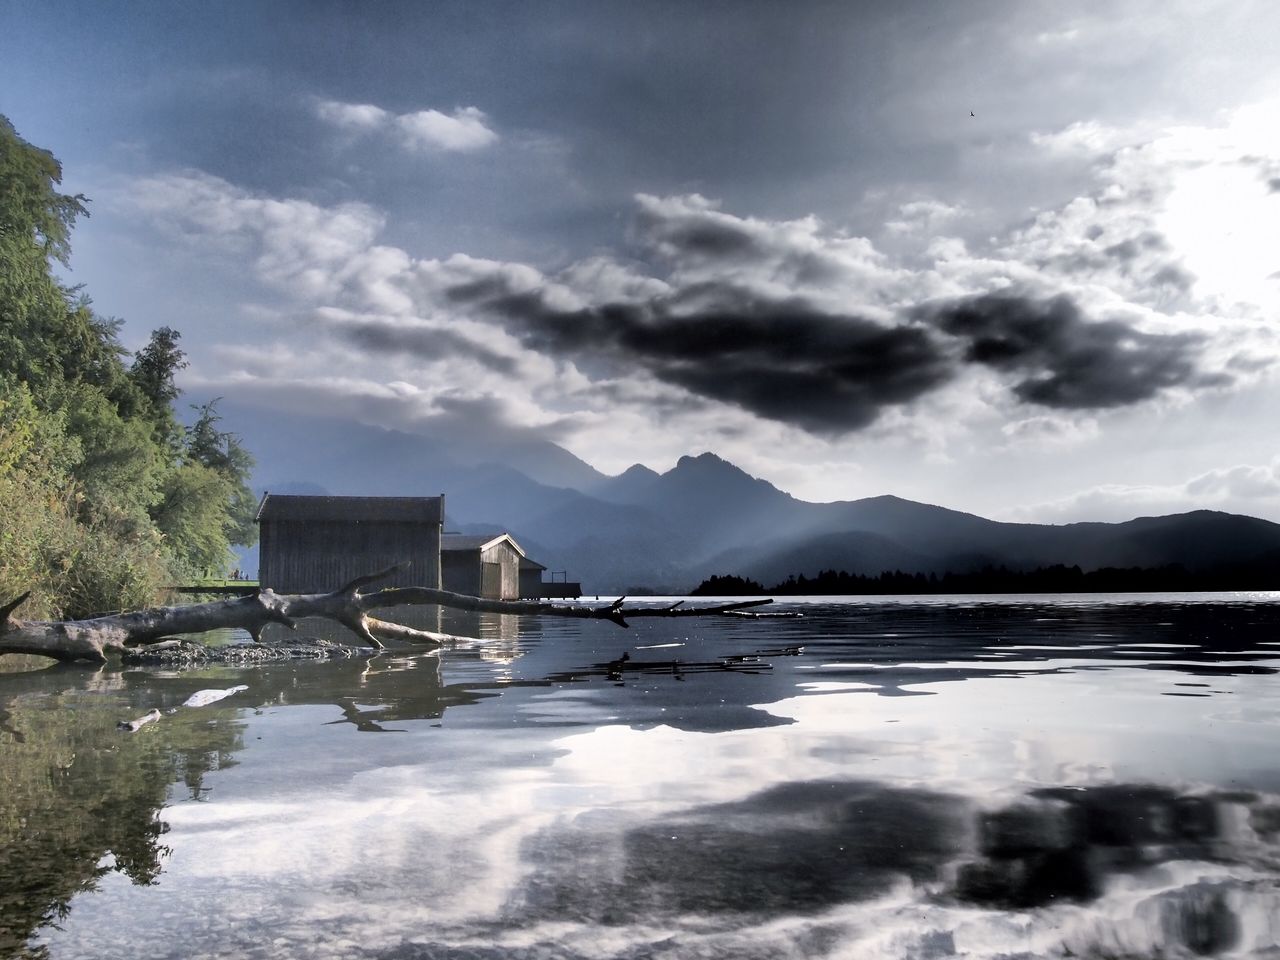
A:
[427,267,1225,430]
[920,292,1214,408]
[634,200,765,260]
[446,277,955,434]
[321,315,518,374]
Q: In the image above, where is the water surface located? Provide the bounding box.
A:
[3,593,1280,959]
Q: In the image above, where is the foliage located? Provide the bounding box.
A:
[185,399,257,550]
[129,326,187,448]
[0,379,170,618]
[689,574,766,596]
[694,562,1279,596]
[0,116,257,616]
[152,463,237,578]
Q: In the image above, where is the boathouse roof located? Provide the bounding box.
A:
[441,532,527,556]
[255,494,445,524]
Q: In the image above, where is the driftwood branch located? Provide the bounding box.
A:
[117,709,161,732]
[0,564,776,664]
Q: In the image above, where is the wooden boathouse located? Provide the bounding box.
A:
[441,533,528,600]
[256,494,444,593]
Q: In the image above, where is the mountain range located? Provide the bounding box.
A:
[222,403,1280,593]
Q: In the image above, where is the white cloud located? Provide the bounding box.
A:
[125,170,385,300]
[1029,120,1140,157]
[395,106,499,152]
[314,97,498,153]
[314,99,389,131]
[1007,456,1280,523]
[1022,96,1280,317]
[1185,457,1280,501]
[1001,415,1100,448]
[884,199,967,237]
[632,192,924,318]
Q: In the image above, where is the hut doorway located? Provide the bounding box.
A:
[481,562,503,599]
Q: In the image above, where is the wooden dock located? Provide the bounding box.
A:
[538,582,582,599]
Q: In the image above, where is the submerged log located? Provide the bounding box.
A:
[0,565,776,664]
[120,635,372,666]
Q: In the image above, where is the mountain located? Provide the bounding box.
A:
[570,461,1280,590]
[702,508,1280,588]
[585,463,660,503]
[215,401,607,496]
[217,403,1280,592]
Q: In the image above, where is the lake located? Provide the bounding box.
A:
[4,593,1280,959]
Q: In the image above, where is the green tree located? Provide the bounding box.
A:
[0,378,168,618]
[0,117,85,262]
[150,399,259,577]
[0,115,260,612]
[185,399,258,548]
[61,383,167,526]
[129,326,187,449]
[151,463,236,578]
[0,117,92,395]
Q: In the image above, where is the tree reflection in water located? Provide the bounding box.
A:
[0,671,243,957]
[0,622,497,952]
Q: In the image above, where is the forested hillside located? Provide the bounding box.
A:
[0,116,255,618]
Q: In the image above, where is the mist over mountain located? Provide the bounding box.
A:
[226,404,1280,593]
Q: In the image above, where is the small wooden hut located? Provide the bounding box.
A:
[441,533,528,600]
[256,494,444,593]
[519,556,547,600]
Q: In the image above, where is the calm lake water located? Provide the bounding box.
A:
[4,593,1280,959]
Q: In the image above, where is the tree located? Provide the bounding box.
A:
[151,463,236,578]
[0,117,92,394]
[129,327,187,448]
[0,117,86,263]
[184,399,257,549]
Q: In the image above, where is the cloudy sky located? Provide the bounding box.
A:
[4,0,1280,522]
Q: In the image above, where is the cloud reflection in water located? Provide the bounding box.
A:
[12,598,1280,958]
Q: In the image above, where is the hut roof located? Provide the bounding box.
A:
[255,494,445,524]
[518,556,547,571]
[441,532,527,557]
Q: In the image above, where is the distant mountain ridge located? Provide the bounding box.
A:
[224,404,1280,593]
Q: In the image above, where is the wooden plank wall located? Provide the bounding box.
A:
[518,568,543,599]
[441,551,482,597]
[480,541,522,600]
[259,520,440,593]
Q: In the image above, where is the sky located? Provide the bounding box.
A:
[3,0,1279,523]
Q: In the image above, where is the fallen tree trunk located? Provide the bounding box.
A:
[0,565,777,664]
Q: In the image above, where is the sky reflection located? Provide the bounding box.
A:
[4,597,1280,958]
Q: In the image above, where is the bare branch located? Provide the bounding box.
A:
[338,563,409,595]
[1,592,32,622]
[118,709,161,732]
